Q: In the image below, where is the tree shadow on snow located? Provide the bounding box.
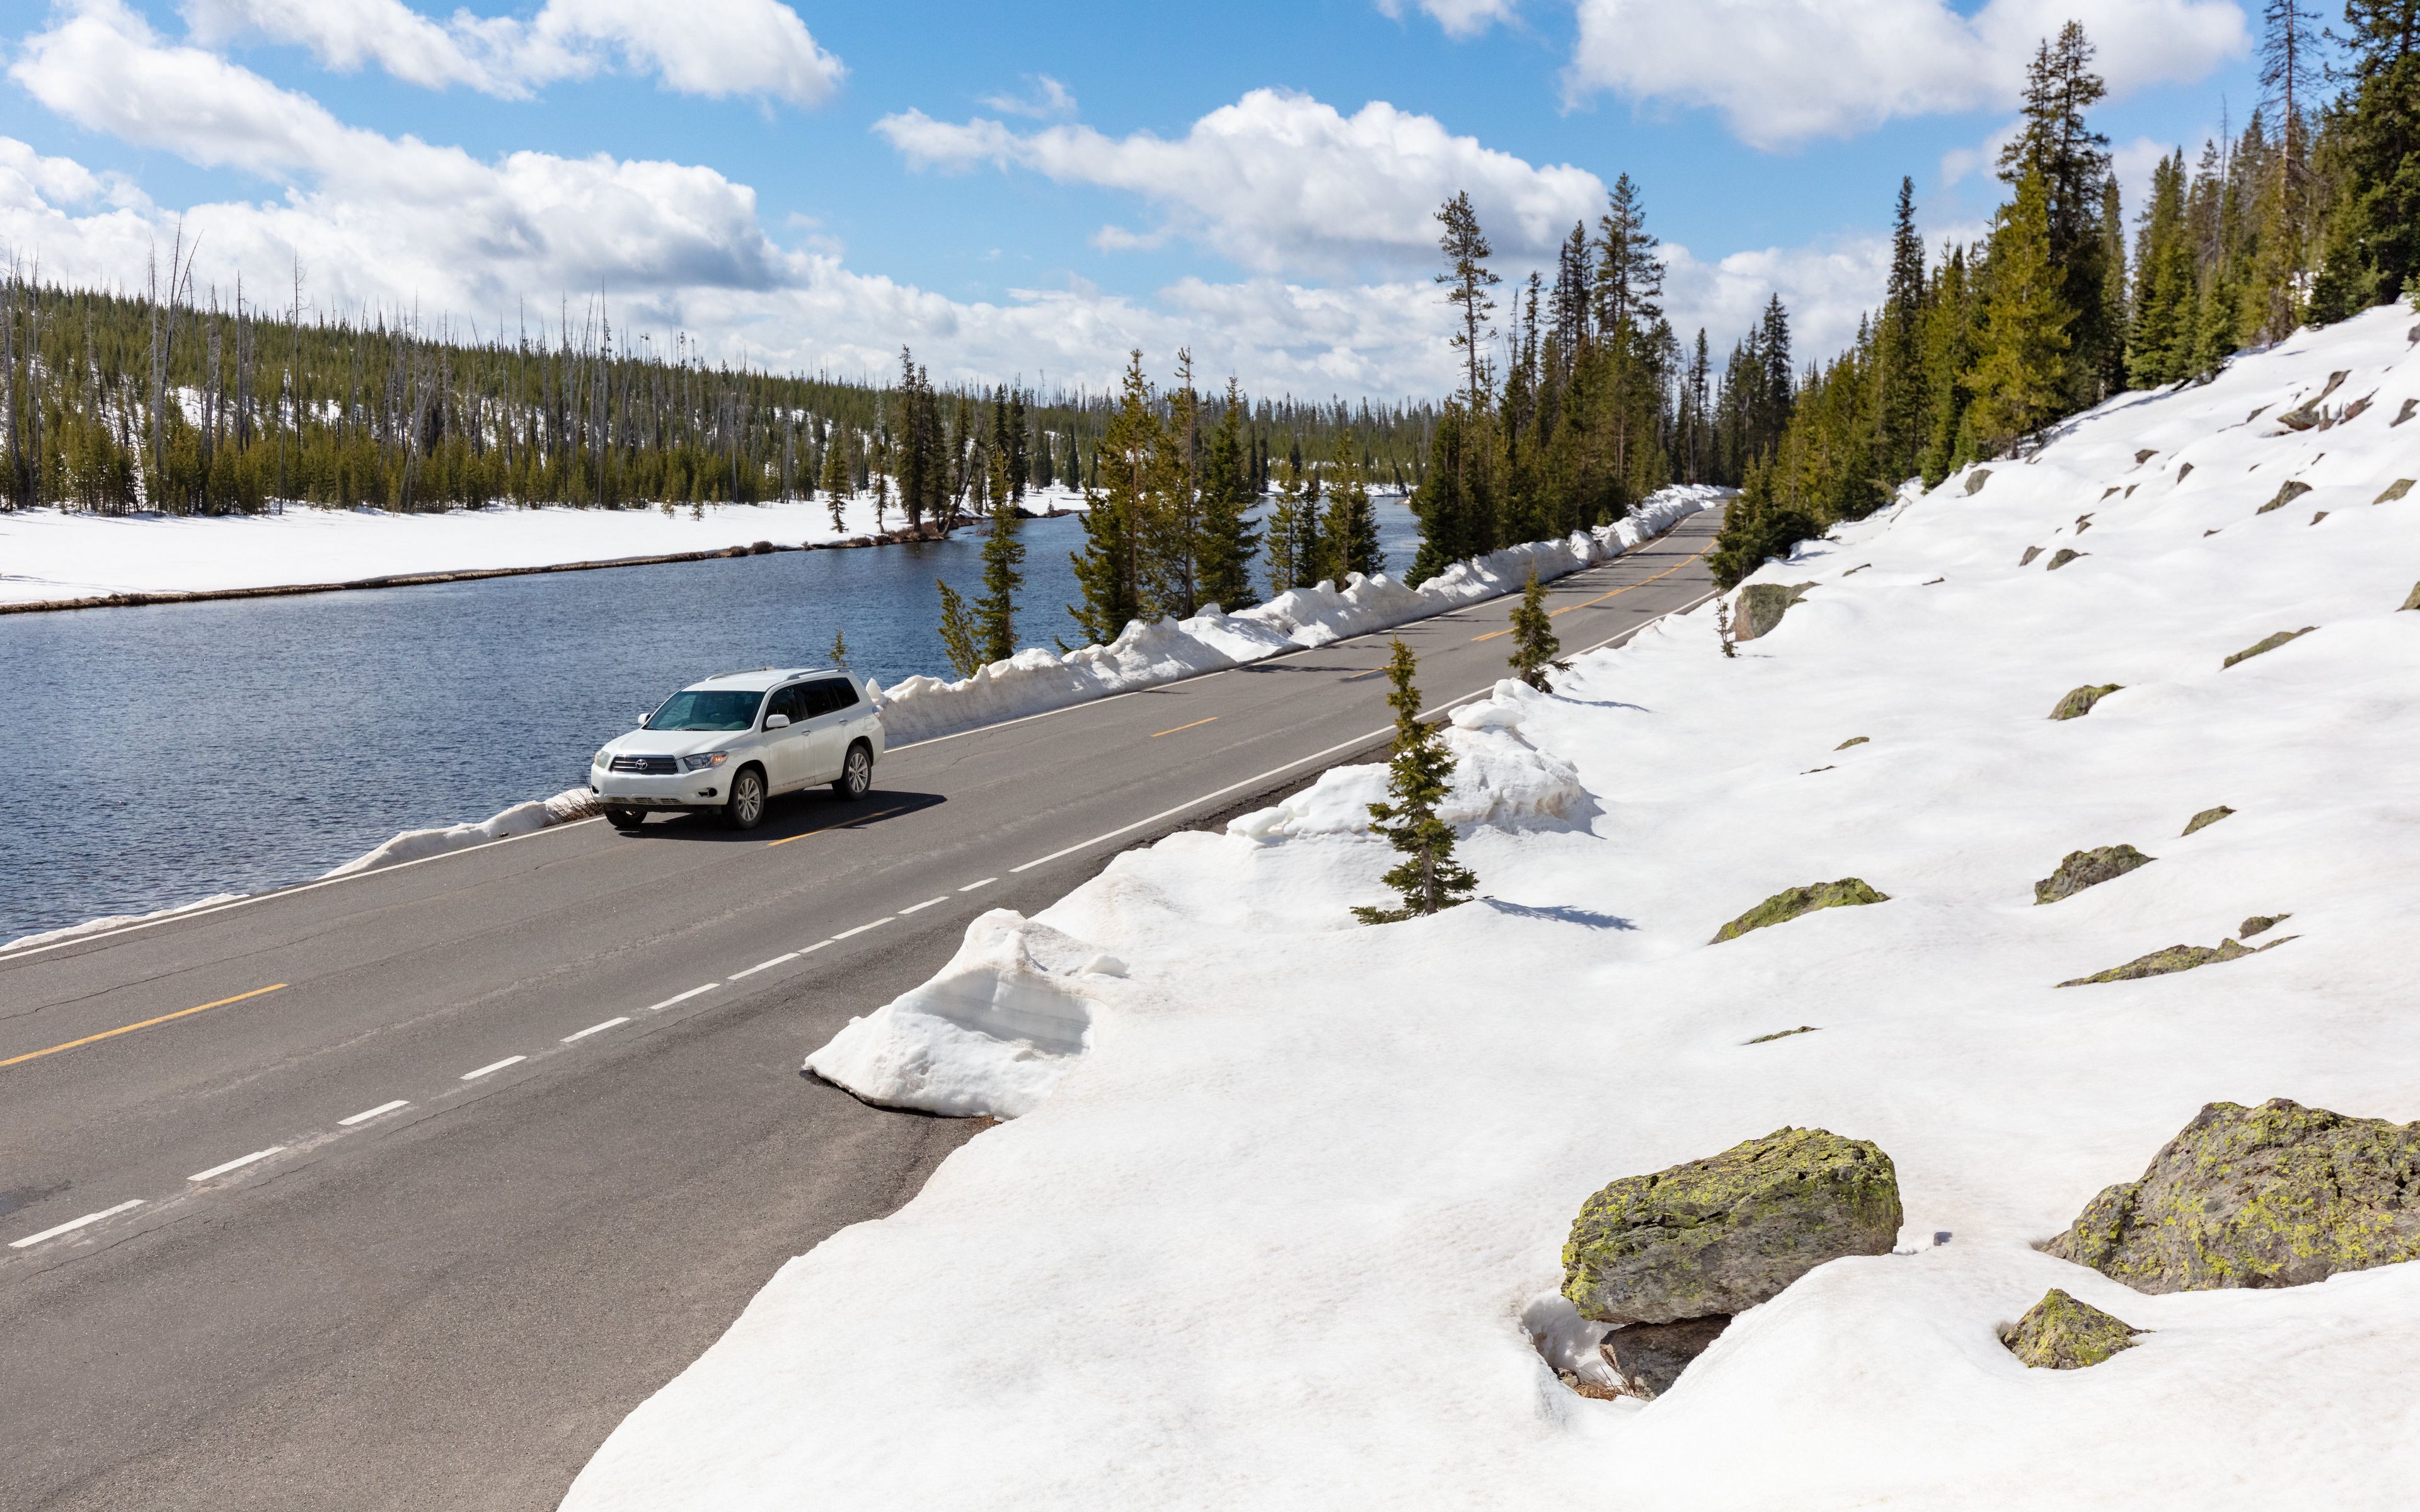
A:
[1481,900,1635,931]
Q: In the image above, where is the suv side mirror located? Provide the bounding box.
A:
[764,713,791,730]
[636,713,650,727]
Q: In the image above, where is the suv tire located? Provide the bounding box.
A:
[605,808,645,831]
[725,766,768,830]
[832,740,873,799]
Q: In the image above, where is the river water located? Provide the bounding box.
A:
[1,501,1424,943]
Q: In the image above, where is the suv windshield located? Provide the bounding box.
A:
[645,689,763,731]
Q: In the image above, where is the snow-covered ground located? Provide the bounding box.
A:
[0,483,1090,607]
[563,305,2420,1509]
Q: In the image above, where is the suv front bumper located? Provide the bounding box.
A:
[592,773,724,810]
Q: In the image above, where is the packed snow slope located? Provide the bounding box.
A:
[0,484,1088,607]
[565,304,2420,1509]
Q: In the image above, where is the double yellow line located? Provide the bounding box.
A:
[2,983,287,1070]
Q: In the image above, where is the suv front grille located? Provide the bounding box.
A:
[610,755,679,775]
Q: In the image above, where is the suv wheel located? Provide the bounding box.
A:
[725,767,768,830]
[605,808,645,831]
[832,741,873,799]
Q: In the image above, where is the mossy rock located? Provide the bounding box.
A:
[2223,626,2315,668]
[2056,938,2255,987]
[2046,547,2086,570]
[2181,805,2235,836]
[1712,878,1889,944]
[2000,1289,2142,1369]
[2034,844,2154,904]
[2400,581,2420,612]
[2045,1098,2420,1293]
[1835,736,1869,750]
[2256,480,2313,513]
[2049,684,2122,721]
[2375,478,2414,504]
[2238,913,2290,939]
[1734,581,1816,641]
[1562,1128,1903,1326]
[1597,1315,1732,1399]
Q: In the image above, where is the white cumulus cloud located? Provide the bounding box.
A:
[1374,0,1521,39]
[178,0,845,105]
[876,88,1606,278]
[1567,0,2250,149]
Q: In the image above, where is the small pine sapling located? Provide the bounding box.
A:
[829,626,849,666]
[1352,638,1478,924]
[1715,596,1737,658]
[935,580,982,679]
[1507,566,1569,690]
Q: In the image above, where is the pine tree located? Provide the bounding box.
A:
[1967,167,2074,450]
[1196,377,1261,610]
[1507,566,1569,690]
[830,626,849,666]
[1407,401,1495,586]
[1068,350,1153,644]
[1998,21,2114,403]
[1319,431,1381,582]
[1876,177,1928,481]
[2129,151,2195,385]
[935,579,982,679]
[1434,190,1499,408]
[976,481,1023,664]
[1351,638,1477,924]
[819,427,853,532]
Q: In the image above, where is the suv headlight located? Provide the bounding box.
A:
[680,751,730,772]
[592,749,609,769]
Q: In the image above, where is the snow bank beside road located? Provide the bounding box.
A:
[565,306,2420,1509]
[320,787,599,878]
[869,483,1725,747]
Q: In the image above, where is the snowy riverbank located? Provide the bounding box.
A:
[0,483,1091,609]
[564,305,2420,1509]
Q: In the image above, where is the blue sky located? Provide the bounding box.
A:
[0,1,2264,399]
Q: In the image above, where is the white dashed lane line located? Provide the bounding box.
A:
[729,952,798,980]
[339,1100,410,1126]
[896,896,948,915]
[644,984,718,1012]
[831,918,892,940]
[562,1017,629,1043]
[959,878,997,891]
[460,1056,526,1082]
[9,1200,144,1250]
[188,1147,286,1183]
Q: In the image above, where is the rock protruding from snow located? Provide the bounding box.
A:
[2000,1289,2142,1370]
[2034,845,2155,905]
[1596,1315,1732,1400]
[2224,626,2317,667]
[2046,1098,2420,1293]
[2239,912,2291,939]
[2399,580,2420,611]
[2049,683,2123,720]
[2182,804,2237,835]
[2258,481,2314,514]
[2046,548,2087,570]
[1733,581,1813,641]
[1562,1126,1903,1329]
[1712,878,1889,944]
[804,911,1117,1120]
[2057,938,2259,987]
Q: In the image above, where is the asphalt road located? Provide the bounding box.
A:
[0,507,1719,1511]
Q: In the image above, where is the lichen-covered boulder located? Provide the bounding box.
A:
[2400,581,2420,612]
[2046,1099,2420,1293]
[2034,844,2154,904]
[1598,1315,1732,1399]
[2046,547,2086,570]
[2223,626,2315,668]
[2257,480,2313,513]
[1835,736,1869,750]
[1734,581,1816,641]
[2057,938,2254,987]
[1562,1127,1903,1326]
[2000,1289,2142,1369]
[2019,545,2043,566]
[2238,912,2290,939]
[2375,479,2414,504]
[2049,684,2123,720]
[2181,805,2235,836]
[1712,878,1889,943]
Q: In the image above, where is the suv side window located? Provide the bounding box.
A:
[766,684,809,726]
[813,678,861,714]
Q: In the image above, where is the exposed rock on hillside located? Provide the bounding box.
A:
[2050,684,2123,720]
[2034,845,2153,904]
[1734,581,1816,641]
[1564,1128,1902,1333]
[2238,913,2290,939]
[2182,805,2235,835]
[1712,878,1888,943]
[2046,1099,2420,1292]
[2000,1289,2142,1369]
[2375,478,2414,503]
[2020,545,2043,566]
[2257,481,2313,514]
[1835,736,1869,749]
[2402,581,2420,611]
[1597,1315,1732,1400]
[2224,627,2316,667]
[2058,938,2258,986]
[2046,548,2086,570]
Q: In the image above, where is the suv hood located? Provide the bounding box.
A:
[600,729,746,760]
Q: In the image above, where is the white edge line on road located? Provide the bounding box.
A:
[1006,583,1718,878]
[799,940,831,953]
[959,877,997,891]
[0,518,1720,968]
[460,1055,527,1081]
[643,984,717,1012]
[9,1198,144,1249]
[896,896,948,915]
[831,918,892,940]
[188,1146,287,1183]
[729,952,798,980]
[338,1099,410,1126]
[563,1016,630,1043]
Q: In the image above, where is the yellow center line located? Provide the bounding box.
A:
[3,983,287,1070]
[1150,716,1219,738]
[1473,544,1710,643]
[766,803,913,846]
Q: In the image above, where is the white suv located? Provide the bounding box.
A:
[591,666,884,831]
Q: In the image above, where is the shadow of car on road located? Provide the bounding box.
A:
[608,788,946,842]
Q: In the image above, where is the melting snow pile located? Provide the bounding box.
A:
[869,484,1725,747]
[320,787,599,878]
[567,305,2420,1509]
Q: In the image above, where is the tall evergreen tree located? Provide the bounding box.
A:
[1068,351,1153,643]
[935,579,982,679]
[1968,166,2075,449]
[1319,431,1383,583]
[976,479,1023,664]
[1999,22,2116,401]
[1351,638,1477,924]
[1196,378,1260,610]
[1876,176,1929,481]
[1434,190,1499,408]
